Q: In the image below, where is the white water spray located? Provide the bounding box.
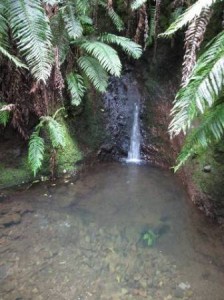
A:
[126,103,141,163]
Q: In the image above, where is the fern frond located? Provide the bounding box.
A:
[160,0,217,37]
[80,41,122,76]
[100,33,142,59]
[28,131,45,176]
[181,7,212,85]
[0,103,10,126]
[47,118,66,148]
[78,56,108,92]
[66,72,86,105]
[62,0,83,40]
[9,0,53,82]
[0,46,27,68]
[107,7,124,32]
[169,32,224,136]
[174,103,224,171]
[131,0,147,11]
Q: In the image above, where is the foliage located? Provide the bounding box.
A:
[131,0,147,11]
[28,109,66,176]
[142,230,158,247]
[0,102,11,126]
[161,0,224,170]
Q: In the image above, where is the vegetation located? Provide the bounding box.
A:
[142,229,158,247]
[161,0,224,171]
[1,0,224,181]
[0,0,143,176]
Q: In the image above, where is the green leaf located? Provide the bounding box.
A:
[80,41,122,76]
[66,72,86,105]
[0,103,10,126]
[9,0,53,82]
[78,56,108,92]
[100,33,142,59]
[131,0,147,11]
[47,118,66,148]
[28,131,45,176]
[160,0,217,37]
[62,0,83,40]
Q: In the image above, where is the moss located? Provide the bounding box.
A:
[0,158,33,189]
[57,119,83,173]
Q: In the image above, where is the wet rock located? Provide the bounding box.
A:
[203,165,211,173]
[174,287,184,298]
[0,213,21,227]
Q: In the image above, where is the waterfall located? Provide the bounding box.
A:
[126,103,141,163]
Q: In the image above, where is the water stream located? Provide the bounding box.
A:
[1,163,224,300]
[127,103,141,163]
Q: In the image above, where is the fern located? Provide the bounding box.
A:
[100,33,142,59]
[0,103,10,126]
[174,103,224,171]
[107,7,124,32]
[62,0,83,40]
[169,31,224,137]
[28,131,45,176]
[9,0,53,82]
[80,41,122,76]
[131,0,147,11]
[66,72,86,105]
[0,46,27,68]
[99,0,124,32]
[78,56,108,92]
[47,118,66,148]
[160,0,217,37]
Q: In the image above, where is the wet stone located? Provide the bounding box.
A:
[0,213,21,227]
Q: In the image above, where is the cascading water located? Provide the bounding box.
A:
[126,103,141,163]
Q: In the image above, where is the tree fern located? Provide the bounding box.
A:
[160,0,217,37]
[169,31,224,136]
[80,41,122,76]
[100,33,142,59]
[78,56,108,92]
[9,0,53,82]
[66,72,86,105]
[174,103,224,171]
[131,0,147,11]
[28,131,45,176]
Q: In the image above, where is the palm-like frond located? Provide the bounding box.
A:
[78,56,108,92]
[131,0,147,10]
[62,0,83,40]
[66,72,86,105]
[108,7,124,32]
[160,0,217,37]
[47,118,66,148]
[99,0,124,32]
[28,131,45,176]
[181,7,212,85]
[169,31,224,136]
[174,103,224,171]
[80,41,122,76]
[9,0,53,82]
[0,102,10,126]
[100,33,142,59]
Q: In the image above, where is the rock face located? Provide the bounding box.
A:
[99,69,144,161]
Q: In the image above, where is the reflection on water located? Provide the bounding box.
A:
[0,163,224,300]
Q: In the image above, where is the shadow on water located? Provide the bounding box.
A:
[1,162,224,299]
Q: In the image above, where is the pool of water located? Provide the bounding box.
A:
[0,163,224,300]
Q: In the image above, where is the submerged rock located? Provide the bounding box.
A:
[0,213,21,227]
